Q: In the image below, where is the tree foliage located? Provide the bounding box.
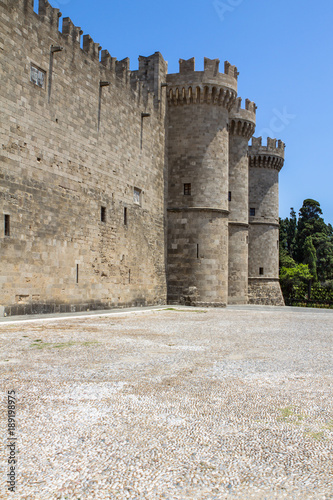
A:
[279,199,333,304]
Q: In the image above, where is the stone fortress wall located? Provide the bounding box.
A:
[0,0,286,315]
[0,0,168,315]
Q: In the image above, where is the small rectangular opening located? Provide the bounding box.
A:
[259,267,264,276]
[4,214,10,236]
[101,206,106,222]
[197,244,199,259]
[184,183,191,195]
[124,207,127,226]
[250,208,256,217]
[133,188,141,205]
[76,264,79,284]
[129,270,131,284]
[228,191,232,202]
[30,64,46,89]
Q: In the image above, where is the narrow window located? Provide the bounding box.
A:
[184,183,191,195]
[259,267,264,276]
[133,188,141,205]
[30,64,46,88]
[4,214,10,236]
[76,264,79,284]
[197,244,199,259]
[250,208,256,217]
[129,270,131,284]
[124,207,127,225]
[228,191,232,202]
[101,206,106,222]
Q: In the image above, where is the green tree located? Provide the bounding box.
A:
[303,236,317,282]
[295,199,333,281]
[280,264,313,302]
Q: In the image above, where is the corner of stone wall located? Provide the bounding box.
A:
[248,279,285,306]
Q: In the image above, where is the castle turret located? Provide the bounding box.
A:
[228,98,256,304]
[248,137,285,305]
[166,57,238,306]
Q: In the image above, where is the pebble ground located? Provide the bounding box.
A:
[0,306,332,500]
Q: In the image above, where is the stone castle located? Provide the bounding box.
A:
[0,0,285,316]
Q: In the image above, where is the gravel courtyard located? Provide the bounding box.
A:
[0,306,332,500]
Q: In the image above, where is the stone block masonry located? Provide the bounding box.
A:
[0,0,286,315]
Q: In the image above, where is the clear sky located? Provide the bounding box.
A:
[37,0,333,224]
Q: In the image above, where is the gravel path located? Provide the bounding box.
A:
[0,306,332,499]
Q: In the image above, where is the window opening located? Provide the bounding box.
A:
[30,64,46,88]
[259,267,264,275]
[250,208,256,216]
[124,207,127,225]
[133,188,141,205]
[4,214,10,236]
[184,183,191,195]
[101,206,106,222]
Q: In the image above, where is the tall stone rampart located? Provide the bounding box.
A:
[0,0,168,315]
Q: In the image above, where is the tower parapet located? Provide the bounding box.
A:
[166,57,238,109]
[229,97,256,139]
[248,137,285,170]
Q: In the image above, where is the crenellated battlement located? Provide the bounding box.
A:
[166,58,238,109]
[9,0,168,108]
[62,17,83,45]
[38,0,61,30]
[248,137,285,171]
[167,57,238,101]
[229,97,257,138]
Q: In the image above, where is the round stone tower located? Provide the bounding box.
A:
[166,57,238,306]
[228,98,256,304]
[248,137,285,305]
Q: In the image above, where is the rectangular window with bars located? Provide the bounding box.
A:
[184,183,191,195]
[30,64,46,88]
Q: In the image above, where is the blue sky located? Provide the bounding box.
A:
[38,0,333,224]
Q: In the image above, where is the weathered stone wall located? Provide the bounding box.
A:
[248,279,285,306]
[0,0,168,315]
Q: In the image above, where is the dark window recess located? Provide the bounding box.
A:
[184,183,191,195]
[76,264,79,284]
[4,214,10,236]
[259,267,264,275]
[124,207,127,225]
[228,191,232,202]
[197,244,199,259]
[129,270,131,284]
[101,206,106,222]
[250,208,256,216]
